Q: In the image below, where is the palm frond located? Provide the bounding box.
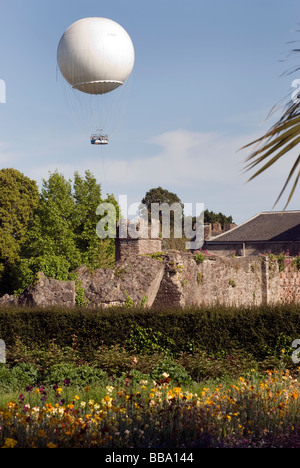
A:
[241,99,300,208]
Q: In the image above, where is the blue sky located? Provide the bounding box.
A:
[0,0,300,224]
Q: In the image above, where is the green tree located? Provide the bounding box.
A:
[141,186,183,227]
[73,170,102,268]
[141,187,186,250]
[141,187,182,212]
[73,170,118,269]
[101,192,120,264]
[0,169,39,294]
[25,170,81,269]
[203,209,233,227]
[13,170,119,294]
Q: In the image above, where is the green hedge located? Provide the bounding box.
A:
[0,304,300,359]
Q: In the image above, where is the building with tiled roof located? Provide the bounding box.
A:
[204,211,300,257]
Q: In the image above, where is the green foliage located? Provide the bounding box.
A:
[228,278,236,287]
[43,362,108,387]
[150,356,192,385]
[0,363,40,391]
[13,254,71,295]
[92,344,135,377]
[140,295,148,308]
[265,250,300,273]
[293,256,300,270]
[68,273,89,307]
[27,171,81,268]
[1,304,300,369]
[141,186,182,213]
[1,304,300,388]
[141,186,183,229]
[126,324,176,355]
[147,251,166,261]
[6,170,119,295]
[124,290,134,308]
[203,209,233,227]
[0,169,39,294]
[178,348,258,382]
[194,251,206,264]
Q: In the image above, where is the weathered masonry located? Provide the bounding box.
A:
[0,224,299,308]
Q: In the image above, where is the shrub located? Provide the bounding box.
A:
[125,324,176,355]
[91,344,134,377]
[1,303,300,363]
[43,362,108,387]
[194,251,206,264]
[0,363,40,391]
[150,356,192,385]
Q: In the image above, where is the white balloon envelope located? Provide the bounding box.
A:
[57,17,135,95]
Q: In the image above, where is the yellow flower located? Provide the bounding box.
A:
[102,396,113,407]
[47,442,58,448]
[2,438,17,448]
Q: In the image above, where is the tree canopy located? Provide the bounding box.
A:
[0,169,119,296]
[0,168,39,294]
[203,209,233,227]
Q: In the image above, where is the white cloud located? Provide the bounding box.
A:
[103,128,258,188]
[7,127,299,225]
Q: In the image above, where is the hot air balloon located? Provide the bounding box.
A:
[57,17,135,144]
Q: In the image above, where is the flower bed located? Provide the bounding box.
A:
[1,368,300,448]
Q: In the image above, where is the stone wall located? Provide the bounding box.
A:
[153,251,299,308]
[115,219,162,262]
[115,237,162,262]
[76,255,165,308]
[0,250,299,309]
[18,272,76,308]
[153,252,266,308]
[280,263,300,304]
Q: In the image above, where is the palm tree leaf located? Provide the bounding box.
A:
[244,130,300,170]
[241,96,300,207]
[283,168,300,209]
[274,156,300,209]
[246,136,300,181]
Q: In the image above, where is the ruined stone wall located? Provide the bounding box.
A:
[280,264,300,304]
[153,252,267,308]
[1,247,299,309]
[152,252,300,308]
[76,256,165,308]
[115,237,162,262]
